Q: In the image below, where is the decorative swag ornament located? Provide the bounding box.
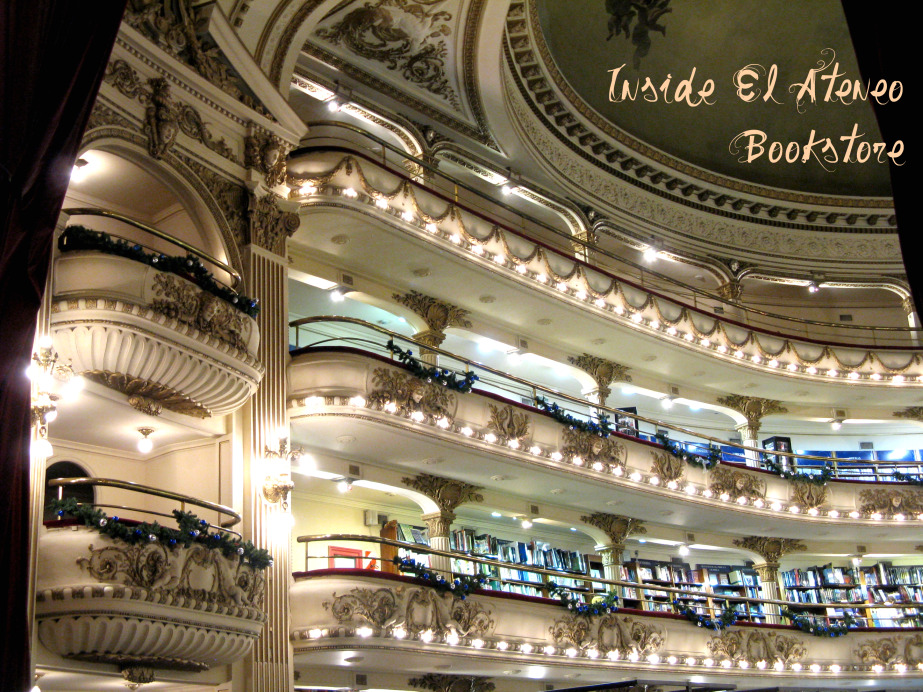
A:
[58,226,260,317]
[386,340,479,392]
[49,497,272,570]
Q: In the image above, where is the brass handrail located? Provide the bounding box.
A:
[288,316,923,472]
[63,207,242,288]
[298,534,918,622]
[49,477,241,526]
[294,126,917,338]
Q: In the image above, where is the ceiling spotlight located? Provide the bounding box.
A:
[70,157,89,183]
[327,98,342,112]
[677,543,690,557]
[831,419,843,431]
[501,184,514,196]
[521,517,533,529]
[137,427,154,454]
[329,288,346,303]
[336,478,354,493]
[660,396,674,410]
[643,247,658,262]
[807,282,819,293]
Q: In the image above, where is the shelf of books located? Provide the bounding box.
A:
[781,562,923,627]
[621,560,764,620]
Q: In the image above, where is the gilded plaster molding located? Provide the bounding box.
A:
[487,403,531,443]
[409,674,495,692]
[858,488,923,518]
[855,634,923,667]
[716,395,788,431]
[790,479,828,510]
[894,407,923,423]
[245,127,289,187]
[732,536,806,565]
[649,450,684,483]
[368,367,457,420]
[706,629,806,666]
[562,428,627,469]
[580,512,645,545]
[151,273,246,349]
[567,353,631,402]
[401,473,484,516]
[84,370,211,418]
[550,613,664,656]
[247,193,300,254]
[392,290,472,346]
[708,466,766,502]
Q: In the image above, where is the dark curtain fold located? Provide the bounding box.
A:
[841,2,917,311]
[0,2,126,688]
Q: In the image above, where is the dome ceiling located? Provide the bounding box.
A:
[536,0,891,197]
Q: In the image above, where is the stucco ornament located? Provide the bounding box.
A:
[369,367,457,420]
[563,427,627,469]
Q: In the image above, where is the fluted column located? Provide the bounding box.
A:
[597,543,625,582]
[402,473,483,577]
[717,395,788,468]
[240,192,299,692]
[392,291,471,365]
[733,536,806,625]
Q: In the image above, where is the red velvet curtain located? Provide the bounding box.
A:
[841,2,917,311]
[0,2,126,687]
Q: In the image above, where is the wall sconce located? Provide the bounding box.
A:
[262,436,301,509]
[28,335,83,457]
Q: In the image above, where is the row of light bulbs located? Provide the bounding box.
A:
[303,625,915,674]
[329,395,919,523]
[321,184,915,384]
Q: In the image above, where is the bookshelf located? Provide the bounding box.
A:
[781,561,923,627]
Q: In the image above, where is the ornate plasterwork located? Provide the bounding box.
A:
[128,395,163,417]
[401,473,484,516]
[708,466,766,502]
[717,280,742,302]
[151,273,245,349]
[324,585,494,637]
[706,629,806,666]
[78,540,264,608]
[409,674,495,692]
[504,0,896,230]
[858,488,923,518]
[123,0,271,116]
[649,450,684,483]
[503,67,901,265]
[894,406,923,423]
[245,128,289,187]
[732,536,806,565]
[580,513,645,546]
[103,59,238,163]
[562,428,626,469]
[84,370,211,418]
[550,613,664,656]
[567,353,631,402]
[855,634,923,666]
[487,403,531,443]
[313,0,460,108]
[716,395,788,433]
[368,367,457,420]
[790,479,828,510]
[392,290,471,348]
[247,193,300,254]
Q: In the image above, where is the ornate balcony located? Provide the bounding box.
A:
[51,219,263,417]
[36,479,266,676]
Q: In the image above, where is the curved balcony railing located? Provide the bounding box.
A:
[289,316,923,484]
[289,127,919,348]
[37,478,265,675]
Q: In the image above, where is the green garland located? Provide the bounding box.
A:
[762,456,832,486]
[534,397,613,437]
[548,581,619,616]
[392,556,486,599]
[655,432,721,471]
[672,598,738,630]
[892,471,923,486]
[59,225,259,318]
[50,497,272,570]
[386,340,479,392]
[781,607,859,637]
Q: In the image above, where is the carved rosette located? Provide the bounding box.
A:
[858,488,923,518]
[409,674,495,692]
[324,586,494,639]
[708,466,766,502]
[487,403,531,443]
[247,194,300,255]
[550,614,664,656]
[402,473,484,517]
[368,367,457,421]
[562,427,626,469]
[790,479,828,509]
[707,630,806,666]
[567,353,631,403]
[649,450,684,483]
[732,536,806,566]
[716,395,788,437]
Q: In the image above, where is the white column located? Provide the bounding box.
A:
[422,512,454,577]
[754,562,782,623]
[736,422,762,468]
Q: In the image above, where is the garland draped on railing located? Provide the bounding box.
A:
[386,340,479,393]
[59,225,259,317]
[548,581,619,616]
[761,456,833,486]
[533,397,613,437]
[49,497,272,569]
[672,599,738,631]
[892,471,923,486]
[654,432,721,471]
[781,607,859,637]
[392,556,486,598]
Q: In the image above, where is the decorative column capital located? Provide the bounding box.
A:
[598,544,625,567]
[752,562,780,583]
[567,353,631,403]
[733,536,806,564]
[401,473,484,515]
[392,291,472,336]
[580,512,645,545]
[247,193,299,255]
[894,407,923,423]
[421,512,454,538]
[409,674,495,692]
[717,395,788,431]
